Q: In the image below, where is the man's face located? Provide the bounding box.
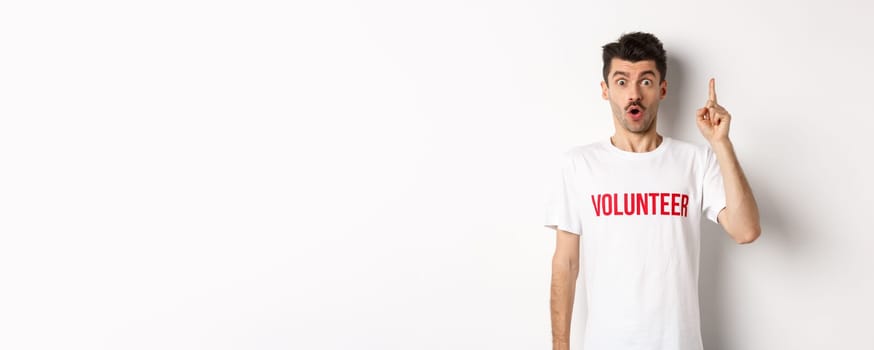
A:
[600,58,667,134]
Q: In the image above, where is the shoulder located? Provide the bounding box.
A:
[666,137,713,159]
[557,140,608,169]
[666,137,705,152]
[664,137,719,178]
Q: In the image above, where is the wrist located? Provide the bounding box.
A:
[709,137,732,148]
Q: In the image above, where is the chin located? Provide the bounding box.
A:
[625,121,653,134]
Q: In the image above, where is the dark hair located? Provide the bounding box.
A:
[602,32,667,84]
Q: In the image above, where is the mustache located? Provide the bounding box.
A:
[625,102,645,111]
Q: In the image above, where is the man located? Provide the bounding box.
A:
[544,32,761,350]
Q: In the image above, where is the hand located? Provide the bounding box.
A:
[696,78,731,144]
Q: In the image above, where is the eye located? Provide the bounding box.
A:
[641,79,653,86]
[617,79,626,86]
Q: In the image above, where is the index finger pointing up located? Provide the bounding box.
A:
[709,78,717,103]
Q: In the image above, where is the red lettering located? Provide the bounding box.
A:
[681,195,689,217]
[636,193,648,215]
[591,195,601,216]
[660,193,670,215]
[649,193,658,214]
[613,193,622,216]
[624,193,635,215]
[591,192,691,218]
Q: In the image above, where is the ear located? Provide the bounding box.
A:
[659,79,668,100]
[601,81,609,100]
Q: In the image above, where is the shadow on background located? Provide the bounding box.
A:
[657,55,692,138]
[698,218,730,350]
[698,181,790,350]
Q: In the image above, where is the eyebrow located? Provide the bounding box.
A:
[611,70,657,79]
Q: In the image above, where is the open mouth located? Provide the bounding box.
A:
[627,106,643,118]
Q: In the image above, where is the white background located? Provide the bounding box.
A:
[1,1,872,349]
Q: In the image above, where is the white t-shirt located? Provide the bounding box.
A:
[544,136,726,350]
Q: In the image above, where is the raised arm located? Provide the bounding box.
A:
[696,78,762,244]
[551,229,580,350]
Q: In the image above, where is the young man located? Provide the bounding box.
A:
[544,32,761,350]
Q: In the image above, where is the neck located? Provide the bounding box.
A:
[610,131,663,153]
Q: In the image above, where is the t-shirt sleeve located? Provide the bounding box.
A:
[543,151,583,235]
[702,146,727,224]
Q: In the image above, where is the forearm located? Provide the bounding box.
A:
[710,138,761,242]
[550,260,578,350]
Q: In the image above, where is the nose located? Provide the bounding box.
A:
[628,85,642,103]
